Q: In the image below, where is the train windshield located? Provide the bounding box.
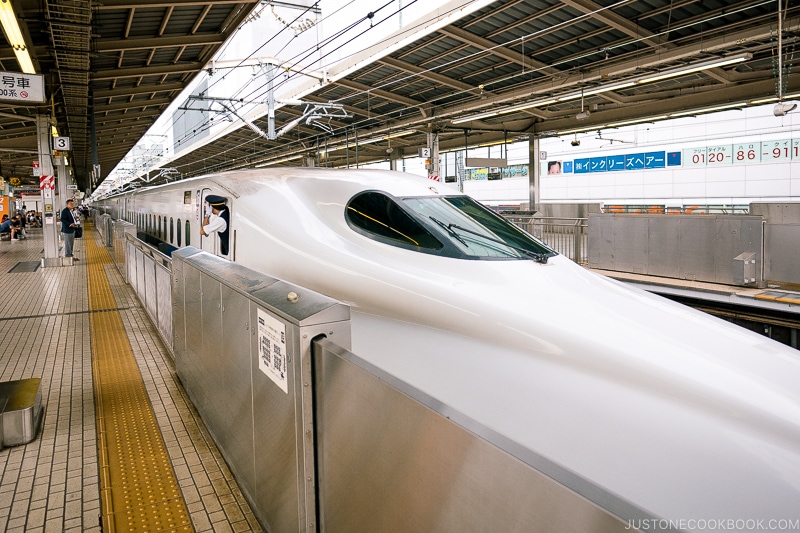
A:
[346,191,555,261]
[402,196,555,261]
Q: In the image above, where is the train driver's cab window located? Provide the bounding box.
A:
[346,191,443,252]
[346,191,555,261]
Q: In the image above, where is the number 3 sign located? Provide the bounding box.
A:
[53,136,71,151]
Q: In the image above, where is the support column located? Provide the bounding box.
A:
[427,131,440,182]
[528,136,541,212]
[37,115,61,267]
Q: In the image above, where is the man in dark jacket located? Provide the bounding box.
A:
[60,199,78,260]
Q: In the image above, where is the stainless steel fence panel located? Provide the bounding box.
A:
[172,248,350,533]
[588,214,614,269]
[588,214,764,286]
[313,338,635,533]
[113,222,136,277]
[181,259,206,411]
[135,247,146,304]
[646,217,680,278]
[612,216,649,273]
[171,250,186,364]
[677,217,716,281]
[713,218,762,284]
[144,254,158,322]
[764,223,800,284]
[126,240,137,289]
[155,263,173,352]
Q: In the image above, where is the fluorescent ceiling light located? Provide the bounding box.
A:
[668,102,746,118]
[556,81,637,102]
[0,0,35,74]
[358,129,416,145]
[751,91,800,105]
[638,53,751,84]
[605,116,667,128]
[452,110,500,124]
[497,98,558,115]
[749,96,779,105]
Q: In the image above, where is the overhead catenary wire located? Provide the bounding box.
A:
[115,0,778,184]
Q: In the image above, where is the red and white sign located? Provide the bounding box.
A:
[428,174,440,182]
[39,175,55,190]
[32,161,41,177]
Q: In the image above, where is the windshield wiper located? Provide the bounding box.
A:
[429,216,469,248]
[445,222,551,264]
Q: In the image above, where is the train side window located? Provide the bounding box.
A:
[177,219,181,246]
[170,217,174,243]
[185,220,190,247]
[346,191,443,251]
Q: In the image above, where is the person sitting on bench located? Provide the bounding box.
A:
[0,217,19,240]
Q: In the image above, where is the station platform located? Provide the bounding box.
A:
[591,268,800,317]
[0,225,261,532]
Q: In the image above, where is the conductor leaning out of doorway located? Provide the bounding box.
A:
[61,198,79,260]
[200,194,230,255]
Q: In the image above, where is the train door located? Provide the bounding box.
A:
[198,188,231,258]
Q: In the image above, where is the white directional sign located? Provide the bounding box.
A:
[0,71,45,103]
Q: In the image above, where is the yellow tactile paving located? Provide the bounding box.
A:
[85,228,193,532]
[754,290,800,305]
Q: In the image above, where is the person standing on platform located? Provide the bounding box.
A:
[60,198,79,261]
[199,194,230,255]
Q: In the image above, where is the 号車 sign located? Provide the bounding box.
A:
[0,71,45,104]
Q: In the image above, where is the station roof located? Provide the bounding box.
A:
[1,0,797,193]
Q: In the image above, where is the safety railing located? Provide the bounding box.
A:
[124,233,174,353]
[504,215,588,265]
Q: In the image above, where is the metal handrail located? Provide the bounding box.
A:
[503,215,588,265]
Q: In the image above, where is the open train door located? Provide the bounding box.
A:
[198,188,231,258]
[198,188,218,256]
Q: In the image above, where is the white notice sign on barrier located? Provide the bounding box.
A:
[257,308,288,393]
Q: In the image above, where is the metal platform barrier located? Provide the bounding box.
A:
[171,247,636,533]
[0,378,44,447]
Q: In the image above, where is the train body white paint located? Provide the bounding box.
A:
[99,168,800,531]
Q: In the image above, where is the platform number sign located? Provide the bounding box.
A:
[53,136,71,151]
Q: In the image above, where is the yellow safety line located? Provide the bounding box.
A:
[85,226,193,532]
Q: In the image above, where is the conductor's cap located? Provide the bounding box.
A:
[206,194,227,206]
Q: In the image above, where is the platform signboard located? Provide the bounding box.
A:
[0,71,45,104]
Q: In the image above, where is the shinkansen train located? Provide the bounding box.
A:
[96,168,800,531]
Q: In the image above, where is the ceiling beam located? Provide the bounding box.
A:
[334,79,427,115]
[95,97,172,112]
[96,0,257,9]
[94,83,185,99]
[94,62,204,80]
[379,56,480,95]
[94,34,225,52]
[559,0,664,49]
[439,26,560,77]
[94,110,164,124]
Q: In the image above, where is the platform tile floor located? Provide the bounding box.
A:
[0,227,262,532]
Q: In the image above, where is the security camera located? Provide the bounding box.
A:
[576,110,590,121]
[773,102,797,116]
[571,139,581,147]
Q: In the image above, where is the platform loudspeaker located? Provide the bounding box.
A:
[773,102,797,116]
